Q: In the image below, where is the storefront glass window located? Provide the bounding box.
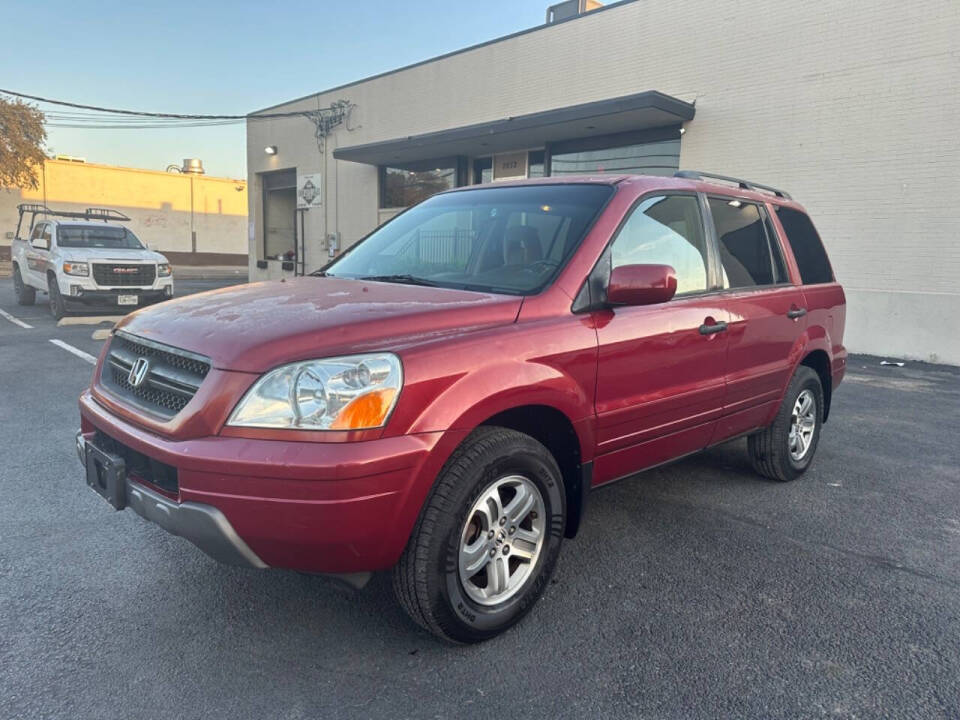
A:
[528,150,546,178]
[473,157,493,185]
[549,138,680,176]
[381,164,456,208]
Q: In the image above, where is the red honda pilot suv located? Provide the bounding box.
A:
[78,171,846,643]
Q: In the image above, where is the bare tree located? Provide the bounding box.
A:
[0,97,47,190]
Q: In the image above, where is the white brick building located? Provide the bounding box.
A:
[247,0,960,364]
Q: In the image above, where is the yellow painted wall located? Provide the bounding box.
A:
[2,159,248,259]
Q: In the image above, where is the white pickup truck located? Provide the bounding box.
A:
[11,204,174,319]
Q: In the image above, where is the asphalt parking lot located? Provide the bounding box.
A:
[1,274,958,720]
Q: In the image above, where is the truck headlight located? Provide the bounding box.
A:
[63,261,89,276]
[227,353,402,430]
[158,263,172,277]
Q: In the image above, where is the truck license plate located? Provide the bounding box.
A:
[117,295,139,306]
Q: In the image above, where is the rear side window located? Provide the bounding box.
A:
[708,198,778,288]
[775,206,834,284]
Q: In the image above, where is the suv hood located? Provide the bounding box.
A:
[115,276,523,372]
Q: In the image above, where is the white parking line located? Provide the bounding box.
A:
[0,308,34,329]
[49,339,97,365]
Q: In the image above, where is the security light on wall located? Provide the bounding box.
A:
[264,146,278,155]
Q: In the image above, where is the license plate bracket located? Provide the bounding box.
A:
[84,439,127,510]
[117,294,139,306]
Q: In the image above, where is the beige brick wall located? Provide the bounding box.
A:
[248,0,960,363]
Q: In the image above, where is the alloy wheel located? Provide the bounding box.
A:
[788,389,817,461]
[457,474,546,606]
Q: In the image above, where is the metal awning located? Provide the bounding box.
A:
[333,90,694,166]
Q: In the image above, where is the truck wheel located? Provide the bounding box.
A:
[393,426,566,643]
[748,366,823,482]
[14,266,36,305]
[47,275,66,320]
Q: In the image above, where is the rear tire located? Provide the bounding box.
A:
[14,266,36,305]
[748,366,823,482]
[393,426,566,643]
[47,275,66,320]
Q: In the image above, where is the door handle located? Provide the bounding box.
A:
[787,307,807,319]
[699,320,728,335]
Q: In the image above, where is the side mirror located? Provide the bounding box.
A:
[607,264,677,306]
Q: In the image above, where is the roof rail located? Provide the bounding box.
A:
[674,170,791,200]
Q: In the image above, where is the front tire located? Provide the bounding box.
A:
[14,266,36,305]
[393,426,566,643]
[47,275,66,320]
[748,366,823,482]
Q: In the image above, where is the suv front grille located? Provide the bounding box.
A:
[101,332,211,419]
[93,263,156,287]
[94,430,178,494]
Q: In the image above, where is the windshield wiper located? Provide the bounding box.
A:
[359,274,439,287]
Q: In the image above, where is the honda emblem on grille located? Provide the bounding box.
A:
[128,357,151,388]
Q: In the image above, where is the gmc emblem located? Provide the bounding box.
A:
[113,267,138,274]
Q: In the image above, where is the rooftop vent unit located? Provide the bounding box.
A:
[53,154,87,163]
[546,0,603,24]
[181,158,205,174]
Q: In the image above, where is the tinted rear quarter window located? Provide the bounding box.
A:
[775,206,834,284]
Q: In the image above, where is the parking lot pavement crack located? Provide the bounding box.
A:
[658,493,960,590]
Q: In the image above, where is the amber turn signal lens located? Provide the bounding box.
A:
[330,388,398,430]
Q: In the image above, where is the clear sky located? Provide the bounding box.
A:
[1,0,553,179]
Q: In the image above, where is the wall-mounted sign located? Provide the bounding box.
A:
[296,172,323,208]
[493,152,528,182]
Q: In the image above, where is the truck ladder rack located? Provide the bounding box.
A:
[15,204,132,239]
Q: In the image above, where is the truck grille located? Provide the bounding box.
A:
[93,263,156,287]
[101,332,210,419]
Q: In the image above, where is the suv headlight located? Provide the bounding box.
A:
[158,263,172,277]
[227,353,402,430]
[63,261,89,276]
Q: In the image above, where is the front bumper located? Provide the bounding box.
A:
[64,287,173,307]
[78,431,266,568]
[79,390,456,574]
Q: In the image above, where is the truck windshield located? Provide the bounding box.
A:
[324,184,614,295]
[58,226,145,249]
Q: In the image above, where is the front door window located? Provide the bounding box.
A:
[609,194,709,295]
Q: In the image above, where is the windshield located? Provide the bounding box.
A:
[57,225,145,250]
[325,184,614,295]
